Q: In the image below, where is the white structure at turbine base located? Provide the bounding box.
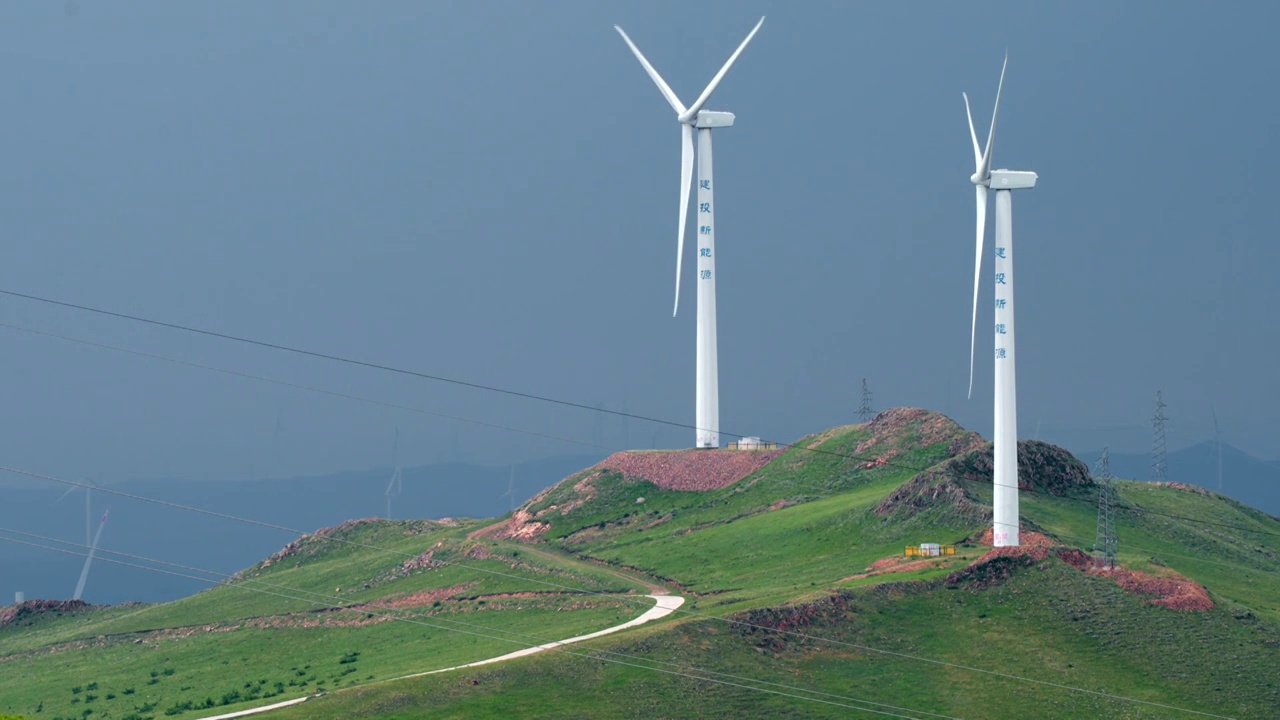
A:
[614,18,763,451]
[990,171,1036,546]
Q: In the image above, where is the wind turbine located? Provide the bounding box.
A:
[615,16,765,449]
[56,478,97,549]
[501,465,515,514]
[963,53,1038,547]
[384,428,403,519]
[1211,402,1223,492]
[73,506,109,601]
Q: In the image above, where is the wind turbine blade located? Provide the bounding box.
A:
[614,25,686,115]
[56,485,78,502]
[962,92,981,169]
[73,508,109,602]
[978,53,1008,180]
[673,123,694,316]
[968,184,988,399]
[684,16,765,120]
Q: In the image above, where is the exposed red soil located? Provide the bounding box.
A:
[594,449,782,491]
[1093,567,1214,611]
[839,556,946,583]
[954,534,1213,611]
[972,526,1058,551]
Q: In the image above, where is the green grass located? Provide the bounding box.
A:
[0,518,660,720]
[8,411,1280,719]
[268,554,1280,719]
[0,602,635,720]
[533,424,977,609]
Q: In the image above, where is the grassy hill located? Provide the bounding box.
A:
[0,518,656,720]
[5,408,1279,719]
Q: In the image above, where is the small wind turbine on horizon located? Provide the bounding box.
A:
[501,465,516,514]
[1211,402,1224,492]
[73,506,110,602]
[384,428,403,519]
[963,53,1038,548]
[615,16,765,450]
[56,478,98,549]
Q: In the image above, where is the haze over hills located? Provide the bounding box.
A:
[0,454,600,606]
[1080,441,1280,517]
[4,409,1279,719]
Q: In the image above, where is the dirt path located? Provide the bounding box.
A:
[390,594,684,680]
[192,592,685,720]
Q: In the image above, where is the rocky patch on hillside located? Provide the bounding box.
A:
[875,440,1094,519]
[0,599,91,628]
[948,536,1213,611]
[855,408,985,461]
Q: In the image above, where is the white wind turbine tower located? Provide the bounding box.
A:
[963,54,1038,548]
[384,428,403,519]
[615,16,765,449]
[73,506,110,601]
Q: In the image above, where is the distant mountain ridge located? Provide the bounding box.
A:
[1080,441,1280,517]
[0,453,602,605]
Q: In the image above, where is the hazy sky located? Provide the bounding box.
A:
[0,0,1277,485]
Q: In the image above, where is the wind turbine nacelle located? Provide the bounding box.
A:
[989,170,1038,190]
[694,110,735,129]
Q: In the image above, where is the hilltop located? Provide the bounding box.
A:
[4,408,1280,719]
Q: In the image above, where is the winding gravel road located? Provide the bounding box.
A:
[194,593,685,720]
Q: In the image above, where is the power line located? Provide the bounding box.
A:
[0,289,713,438]
[1,296,1275,712]
[858,378,875,423]
[1152,390,1170,481]
[0,464,1241,718]
[0,530,958,720]
[5,315,1277,541]
[7,307,1273,540]
[1092,448,1117,571]
[4,527,955,719]
[953,474,1280,539]
[3,316,1275,542]
[0,322,613,455]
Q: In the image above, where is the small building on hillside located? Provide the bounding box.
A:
[905,543,955,558]
[728,436,778,451]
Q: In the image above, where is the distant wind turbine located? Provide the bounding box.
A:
[384,428,403,519]
[1211,402,1223,492]
[73,506,110,601]
[501,465,516,514]
[615,16,765,449]
[56,478,97,548]
[963,53,1039,548]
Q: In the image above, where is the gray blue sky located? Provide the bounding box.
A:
[0,0,1276,485]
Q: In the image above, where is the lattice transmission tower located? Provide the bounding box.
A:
[1092,447,1118,570]
[858,378,874,423]
[1151,391,1169,480]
